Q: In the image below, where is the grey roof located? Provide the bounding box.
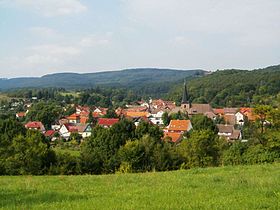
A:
[217,124,234,133]
[181,81,189,104]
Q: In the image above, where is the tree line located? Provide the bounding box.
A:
[0,113,279,176]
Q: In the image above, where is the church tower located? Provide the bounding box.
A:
[181,80,191,110]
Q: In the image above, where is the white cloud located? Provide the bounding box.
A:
[79,36,110,47]
[122,0,280,34]
[30,44,81,56]
[0,44,82,76]
[171,36,194,47]
[29,27,57,37]
[12,0,87,17]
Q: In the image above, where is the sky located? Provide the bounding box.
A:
[0,0,280,78]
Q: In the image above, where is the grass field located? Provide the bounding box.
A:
[0,164,279,210]
[0,93,10,102]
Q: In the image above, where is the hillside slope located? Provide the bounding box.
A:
[0,68,205,90]
[167,65,280,107]
[0,164,279,209]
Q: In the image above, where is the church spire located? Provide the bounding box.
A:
[181,80,189,104]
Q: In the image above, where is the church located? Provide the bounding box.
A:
[171,81,213,116]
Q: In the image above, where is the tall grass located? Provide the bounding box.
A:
[0,164,279,209]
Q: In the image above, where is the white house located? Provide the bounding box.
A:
[217,124,242,140]
[149,110,165,125]
[59,123,92,140]
[235,112,245,126]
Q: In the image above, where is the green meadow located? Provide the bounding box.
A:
[0,163,279,210]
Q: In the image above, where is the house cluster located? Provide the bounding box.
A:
[28,106,120,141]
[22,82,260,143]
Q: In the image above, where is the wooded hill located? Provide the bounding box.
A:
[0,68,205,90]
[167,65,280,107]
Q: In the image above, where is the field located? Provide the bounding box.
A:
[0,164,279,210]
[0,93,10,102]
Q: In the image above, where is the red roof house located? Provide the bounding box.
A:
[98,118,119,128]
[164,132,183,143]
[167,120,192,133]
[25,121,46,133]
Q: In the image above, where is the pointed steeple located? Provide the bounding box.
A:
[181,80,189,104]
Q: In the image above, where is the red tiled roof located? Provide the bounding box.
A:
[239,107,253,114]
[98,118,119,127]
[64,124,79,132]
[80,117,89,124]
[67,113,80,120]
[16,112,26,117]
[44,130,56,137]
[25,121,44,129]
[126,112,149,118]
[167,120,191,132]
[213,109,225,115]
[164,132,183,143]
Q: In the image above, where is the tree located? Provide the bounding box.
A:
[222,141,248,166]
[5,130,54,175]
[191,114,218,133]
[104,108,118,118]
[81,119,136,174]
[254,105,272,134]
[135,121,163,140]
[162,112,170,126]
[178,130,222,168]
[26,102,63,129]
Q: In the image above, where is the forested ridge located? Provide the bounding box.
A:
[2,65,280,108]
[167,65,280,107]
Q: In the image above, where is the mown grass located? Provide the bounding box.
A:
[0,164,279,210]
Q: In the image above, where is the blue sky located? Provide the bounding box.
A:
[0,0,280,78]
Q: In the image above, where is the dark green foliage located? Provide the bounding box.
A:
[169,111,188,120]
[118,135,180,173]
[0,69,204,91]
[80,120,136,174]
[104,108,118,118]
[178,130,223,168]
[135,121,163,140]
[50,152,81,175]
[162,112,170,126]
[168,65,280,107]
[4,130,55,175]
[222,141,248,165]
[191,114,218,133]
[26,102,63,129]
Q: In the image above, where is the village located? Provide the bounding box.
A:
[15,83,260,144]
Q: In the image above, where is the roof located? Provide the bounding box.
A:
[213,109,225,115]
[168,120,191,132]
[217,124,234,133]
[239,107,253,114]
[80,117,89,124]
[64,123,90,133]
[16,112,26,117]
[230,130,241,140]
[164,132,183,143]
[224,114,236,125]
[204,111,216,119]
[181,82,189,104]
[224,108,238,114]
[98,118,119,127]
[126,112,149,118]
[25,121,44,129]
[44,130,56,137]
[67,113,80,120]
[190,104,213,114]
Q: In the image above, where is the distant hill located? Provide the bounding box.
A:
[0,68,206,90]
[167,65,280,107]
